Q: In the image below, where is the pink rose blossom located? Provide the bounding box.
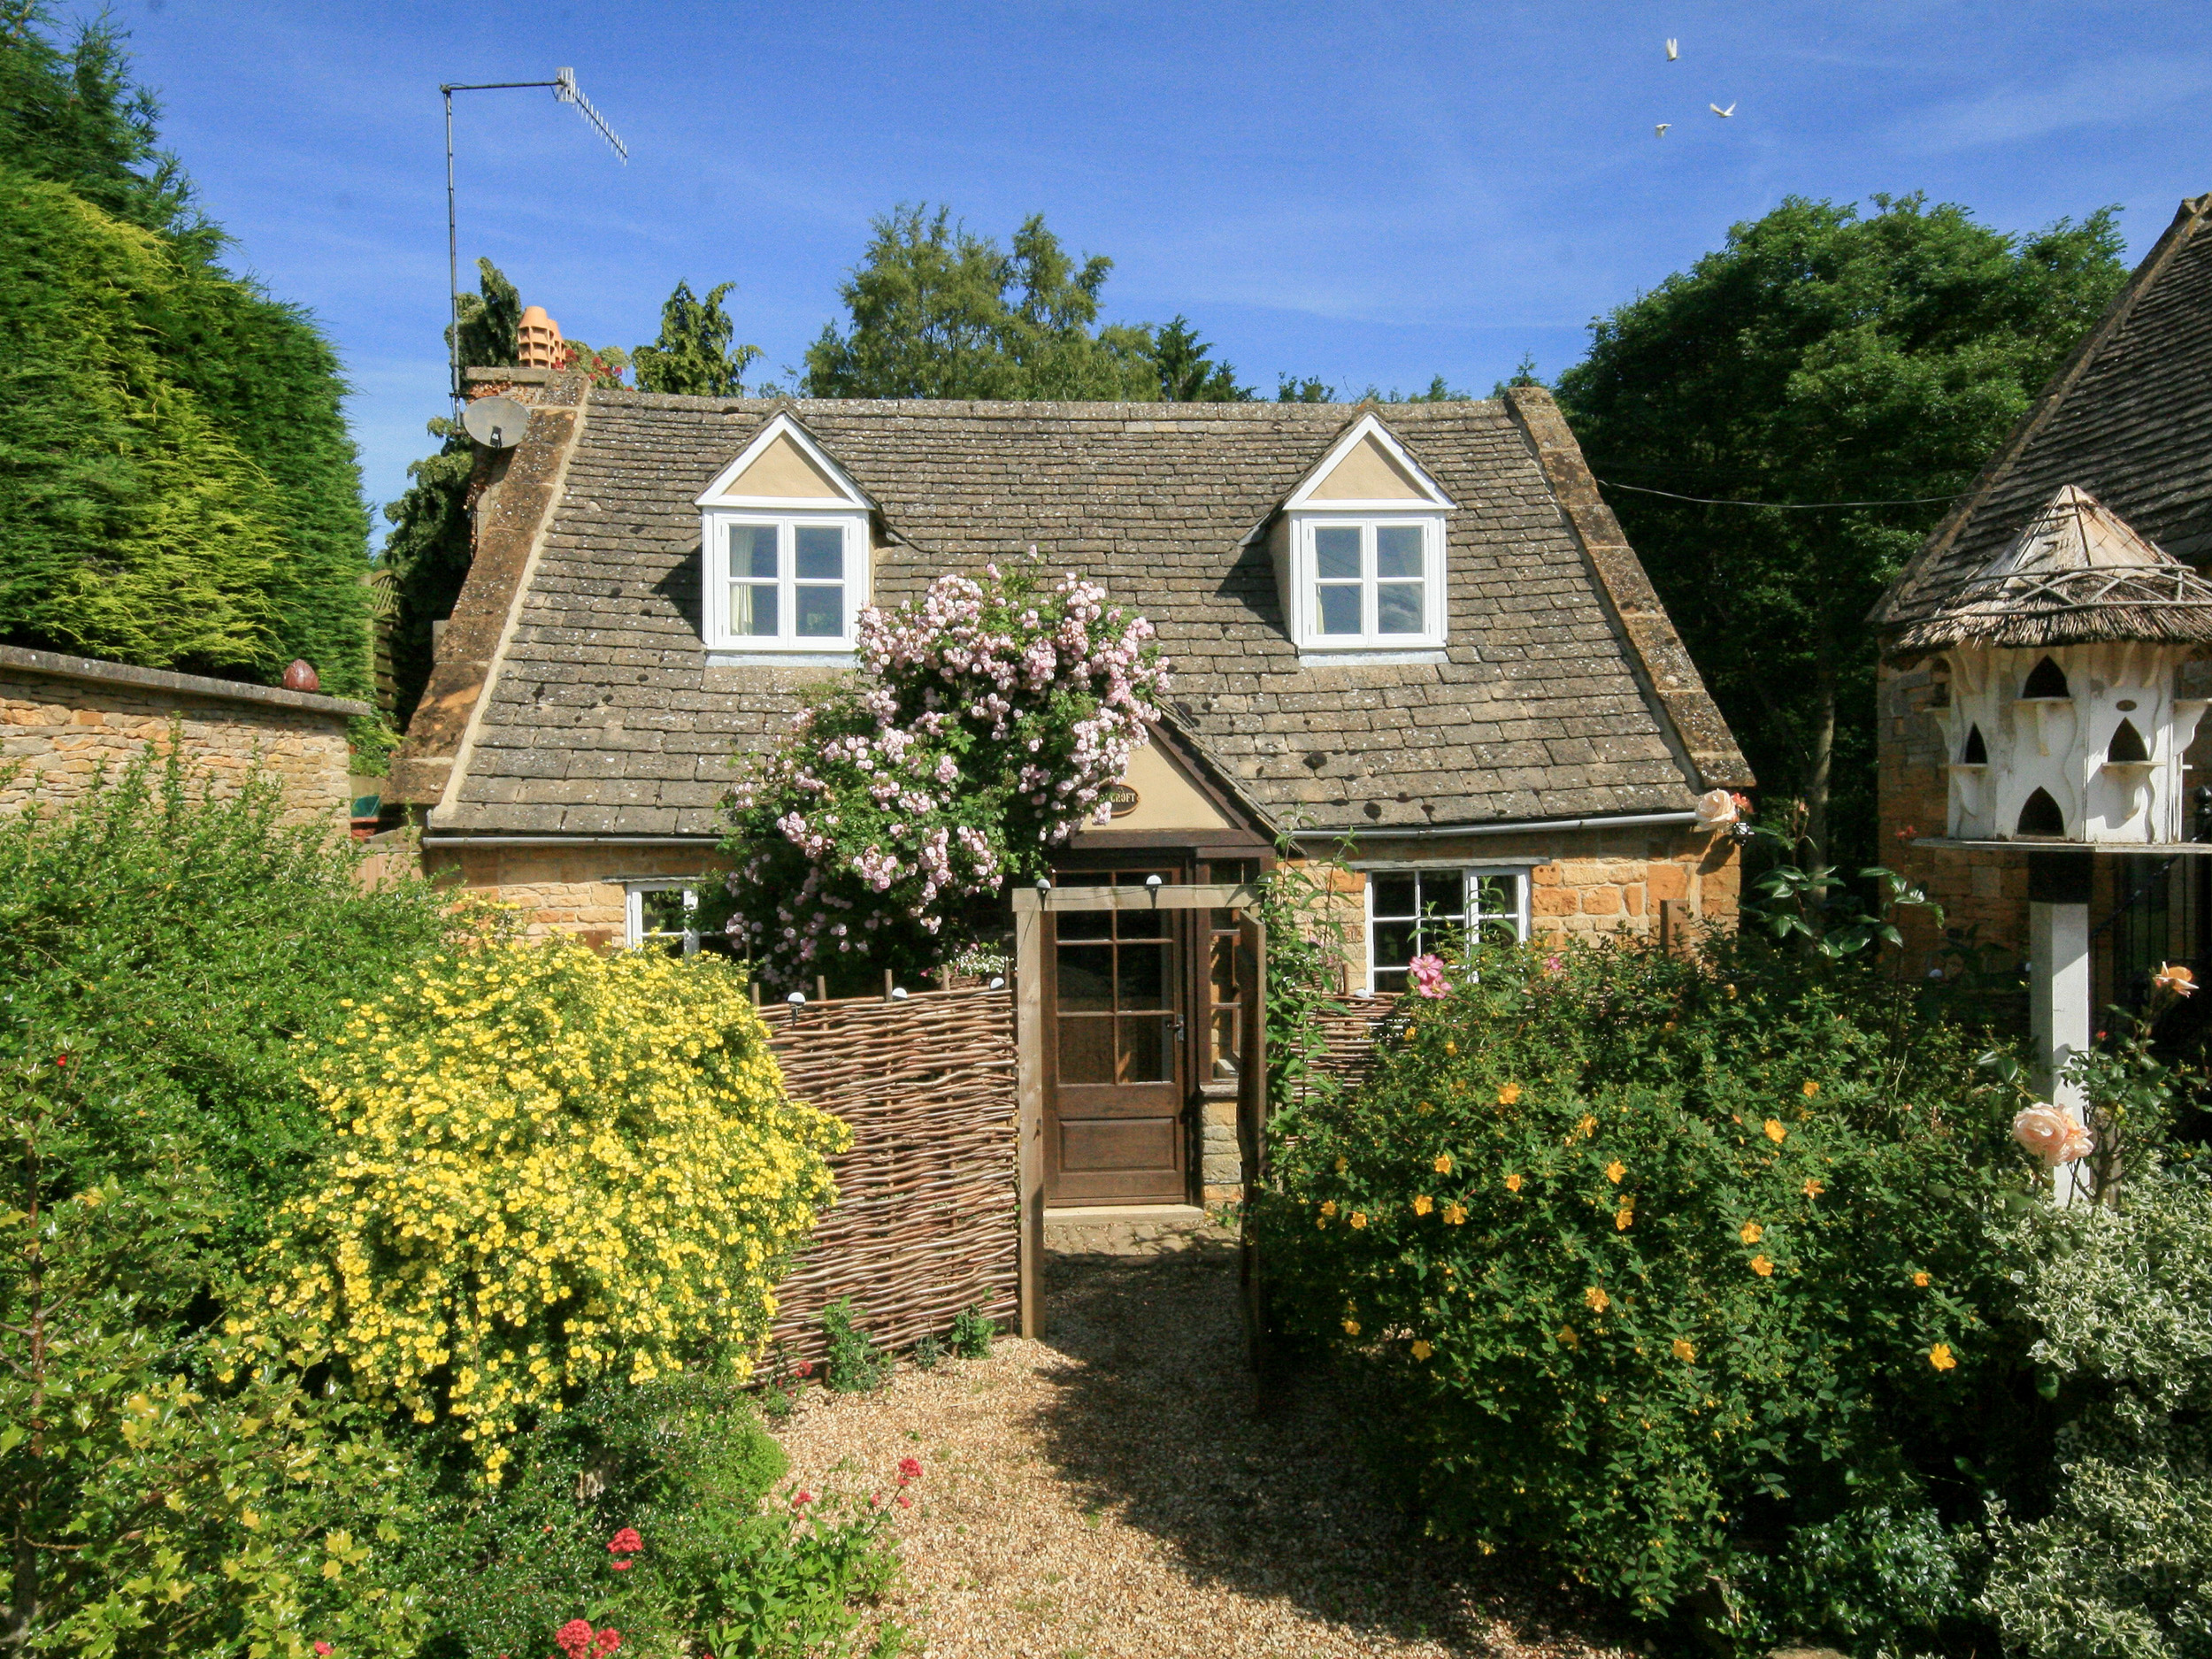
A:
[2013,1104,2093,1166]
[1408,954,1448,998]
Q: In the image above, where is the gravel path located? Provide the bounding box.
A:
[772,1245,1633,1659]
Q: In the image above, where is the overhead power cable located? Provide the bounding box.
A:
[1593,477,1961,511]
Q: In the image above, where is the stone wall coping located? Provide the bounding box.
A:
[0,644,370,720]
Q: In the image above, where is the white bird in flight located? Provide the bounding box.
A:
[1666,38,1678,59]
[1710,102,1736,117]
[1655,122,1671,137]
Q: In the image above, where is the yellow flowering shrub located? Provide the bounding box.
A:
[241,940,849,1477]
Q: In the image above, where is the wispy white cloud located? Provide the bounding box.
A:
[1914,53,2212,151]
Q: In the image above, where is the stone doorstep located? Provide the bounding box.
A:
[1043,1202,1236,1258]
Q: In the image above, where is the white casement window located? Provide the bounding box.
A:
[710,514,864,648]
[695,413,874,661]
[625,879,703,956]
[1273,412,1455,659]
[1364,867,1529,994]
[1295,515,1446,648]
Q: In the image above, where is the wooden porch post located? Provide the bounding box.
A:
[1012,887,1047,1337]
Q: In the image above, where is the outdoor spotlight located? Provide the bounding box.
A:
[787,992,806,1005]
[1035,877,1051,893]
[1144,873,1163,891]
[890,986,909,1000]
[988,976,1006,990]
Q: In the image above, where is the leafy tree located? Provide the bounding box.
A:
[634,279,762,396]
[1276,373,1335,403]
[377,419,472,730]
[803,204,1157,400]
[1555,195,2126,864]
[1489,352,1546,396]
[0,5,373,697]
[449,252,519,373]
[1152,313,1251,402]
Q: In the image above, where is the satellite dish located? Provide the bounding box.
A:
[462,396,531,449]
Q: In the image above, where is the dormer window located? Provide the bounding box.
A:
[695,414,873,661]
[1271,413,1454,661]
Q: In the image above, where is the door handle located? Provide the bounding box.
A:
[1171,1015,1187,1041]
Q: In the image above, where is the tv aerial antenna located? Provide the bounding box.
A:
[442,68,629,406]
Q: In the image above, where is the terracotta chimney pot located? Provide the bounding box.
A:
[516,305,565,369]
[281,659,320,692]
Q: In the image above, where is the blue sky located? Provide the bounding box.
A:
[82,1,2212,541]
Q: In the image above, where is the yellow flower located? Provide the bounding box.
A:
[1577,1113,1598,1138]
[1803,1178,1824,1198]
[1615,1204,1633,1232]
[1740,1222,1763,1244]
[1605,1160,1627,1185]
[1801,1079,1820,1098]
[1555,1325,1578,1348]
[1724,984,1737,1000]
[1498,1081,1523,1105]
[1913,1271,1931,1287]
[1763,1119,1786,1144]
[1671,1337,1696,1363]
[1349,1210,1368,1229]
[1750,1255,1774,1277]
[1410,1340,1433,1361]
[1584,1286,1610,1313]
[1342,1318,1362,1336]
[1334,1156,1348,1172]
[1444,1041,1457,1056]
[1505,1172,1524,1194]
[1929,1343,1957,1371]
[1413,1194,1433,1217]
[1434,1153,1454,1174]
[1416,1101,1433,1115]
[1320,1200,1338,1219]
[1444,1202,1467,1225]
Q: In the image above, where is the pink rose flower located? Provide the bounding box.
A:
[1408,954,1448,999]
[2154,962,2196,998]
[2013,1104,2093,1166]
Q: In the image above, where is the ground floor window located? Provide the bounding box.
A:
[625,880,706,956]
[1365,867,1529,994]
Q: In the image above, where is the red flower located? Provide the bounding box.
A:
[606,1527,642,1556]
[555,1620,596,1659]
[595,1631,621,1655]
[314,1646,333,1657]
[611,1560,632,1571]
[793,1360,814,1379]
[895,1492,912,1509]
[896,1456,922,1484]
[793,1489,814,1507]
[54,1055,67,1068]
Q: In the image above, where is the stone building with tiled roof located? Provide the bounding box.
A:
[388,369,1748,1205]
[1872,193,2212,1002]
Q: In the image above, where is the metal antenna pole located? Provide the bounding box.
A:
[438,72,629,411]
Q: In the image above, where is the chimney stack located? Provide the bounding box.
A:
[516,305,565,369]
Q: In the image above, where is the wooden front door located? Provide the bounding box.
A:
[1045,870,1187,1203]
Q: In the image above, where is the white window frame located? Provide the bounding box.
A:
[703,511,869,656]
[1360,864,1531,995]
[624,879,702,956]
[1287,511,1448,653]
[695,412,875,663]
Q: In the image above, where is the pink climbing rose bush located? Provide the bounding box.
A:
[721,558,1165,987]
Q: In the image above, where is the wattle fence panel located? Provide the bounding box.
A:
[759,985,1019,1365]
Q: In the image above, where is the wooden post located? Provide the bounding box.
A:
[1012,889,1047,1338]
[816,974,828,1005]
[1238,912,1271,1373]
[884,967,895,1002]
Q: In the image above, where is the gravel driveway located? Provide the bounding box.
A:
[771,1243,1633,1659]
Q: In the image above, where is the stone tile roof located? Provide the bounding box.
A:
[1874,193,2212,647]
[426,389,1740,839]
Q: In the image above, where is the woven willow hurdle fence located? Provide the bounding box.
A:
[759,985,1019,1366]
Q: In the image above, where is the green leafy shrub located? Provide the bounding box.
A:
[910,1333,945,1371]
[1978,1171,2212,1659]
[949,1304,996,1360]
[822,1298,890,1394]
[0,753,457,1267]
[1256,933,2018,1648]
[396,1371,910,1659]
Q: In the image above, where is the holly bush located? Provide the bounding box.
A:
[1256,934,2025,1651]
[240,940,850,1480]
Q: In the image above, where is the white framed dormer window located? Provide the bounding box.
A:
[1363,866,1529,994]
[695,413,875,664]
[1274,412,1455,663]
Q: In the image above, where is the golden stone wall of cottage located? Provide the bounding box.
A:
[0,646,362,827]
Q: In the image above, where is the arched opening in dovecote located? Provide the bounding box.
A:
[1962,724,1988,764]
[2016,787,2066,838]
[2023,656,2070,699]
[2108,718,2150,764]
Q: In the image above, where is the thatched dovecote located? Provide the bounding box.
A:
[1886,483,2212,657]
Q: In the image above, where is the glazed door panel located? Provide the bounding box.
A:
[1045,872,1188,1203]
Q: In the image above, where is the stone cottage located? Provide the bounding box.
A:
[388,366,1749,1206]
